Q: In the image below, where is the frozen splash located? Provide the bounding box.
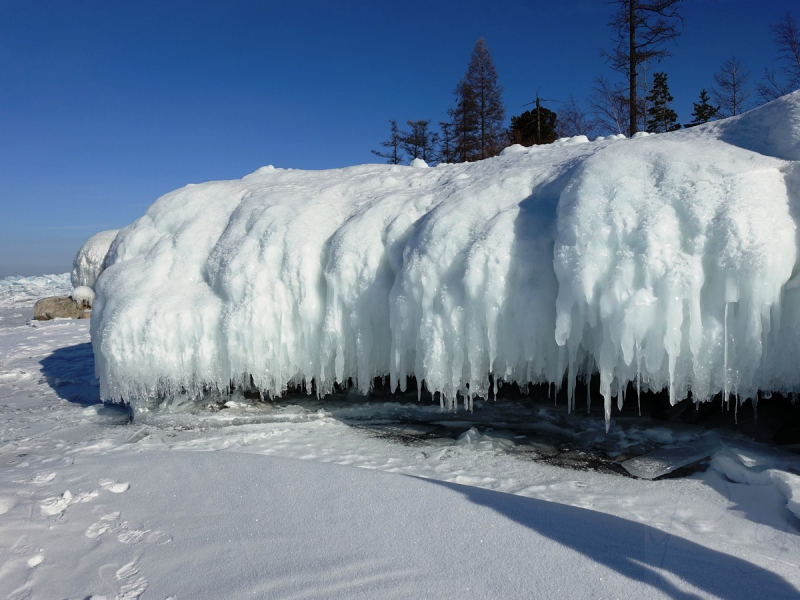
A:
[92,92,800,426]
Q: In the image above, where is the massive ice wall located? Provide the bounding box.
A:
[92,92,800,424]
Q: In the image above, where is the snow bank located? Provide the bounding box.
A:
[93,92,800,424]
[71,229,120,289]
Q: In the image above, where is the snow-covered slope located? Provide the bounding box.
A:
[93,92,800,423]
[71,228,119,289]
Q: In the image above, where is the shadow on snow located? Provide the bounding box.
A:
[424,477,799,599]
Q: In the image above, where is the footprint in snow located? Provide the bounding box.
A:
[100,479,130,493]
[30,472,56,485]
[85,521,112,539]
[145,530,172,545]
[114,557,149,600]
[117,526,150,545]
[40,490,72,517]
[115,559,139,580]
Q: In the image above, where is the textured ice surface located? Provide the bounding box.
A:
[71,229,120,289]
[621,438,722,479]
[93,92,800,424]
[0,274,72,309]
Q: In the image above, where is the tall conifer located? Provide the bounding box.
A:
[645,72,680,132]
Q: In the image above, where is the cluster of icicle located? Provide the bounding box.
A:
[92,92,800,427]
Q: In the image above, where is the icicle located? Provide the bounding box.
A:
[723,302,729,410]
[492,375,498,401]
[417,379,422,403]
[586,375,591,414]
[637,366,641,417]
[567,361,575,414]
[734,393,738,424]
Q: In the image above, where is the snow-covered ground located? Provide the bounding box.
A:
[1,276,798,598]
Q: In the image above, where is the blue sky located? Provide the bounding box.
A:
[0,0,796,277]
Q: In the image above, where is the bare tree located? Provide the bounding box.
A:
[713,57,752,117]
[371,120,404,164]
[758,12,800,102]
[436,121,457,164]
[401,120,439,164]
[557,95,595,138]
[604,0,686,136]
[589,76,629,135]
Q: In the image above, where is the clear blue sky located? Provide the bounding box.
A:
[0,0,796,277]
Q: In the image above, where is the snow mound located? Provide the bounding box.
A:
[0,274,72,309]
[409,158,429,168]
[71,229,120,289]
[71,285,96,309]
[714,90,800,161]
[93,93,800,424]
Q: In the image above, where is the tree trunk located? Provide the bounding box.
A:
[629,0,638,135]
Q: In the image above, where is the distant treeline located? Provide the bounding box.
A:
[374,3,800,165]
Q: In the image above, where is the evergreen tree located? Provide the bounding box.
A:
[685,89,720,127]
[509,106,558,146]
[448,38,505,161]
[645,72,680,132]
[448,79,479,162]
[371,120,404,164]
[604,1,686,136]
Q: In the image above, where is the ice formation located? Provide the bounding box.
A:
[93,92,800,425]
[71,229,120,289]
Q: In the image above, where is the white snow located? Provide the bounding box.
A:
[93,92,800,427]
[71,228,120,289]
[0,274,798,598]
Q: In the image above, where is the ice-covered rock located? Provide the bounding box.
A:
[71,286,96,309]
[71,229,120,289]
[92,92,800,423]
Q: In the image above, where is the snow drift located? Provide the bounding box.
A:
[92,92,800,424]
[71,229,120,289]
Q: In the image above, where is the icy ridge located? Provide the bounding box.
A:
[92,92,800,424]
[0,274,72,309]
[71,229,120,289]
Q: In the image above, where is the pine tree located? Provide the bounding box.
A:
[449,79,479,162]
[645,72,680,133]
[448,38,505,161]
[371,120,404,164]
[685,89,720,127]
[509,107,558,146]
